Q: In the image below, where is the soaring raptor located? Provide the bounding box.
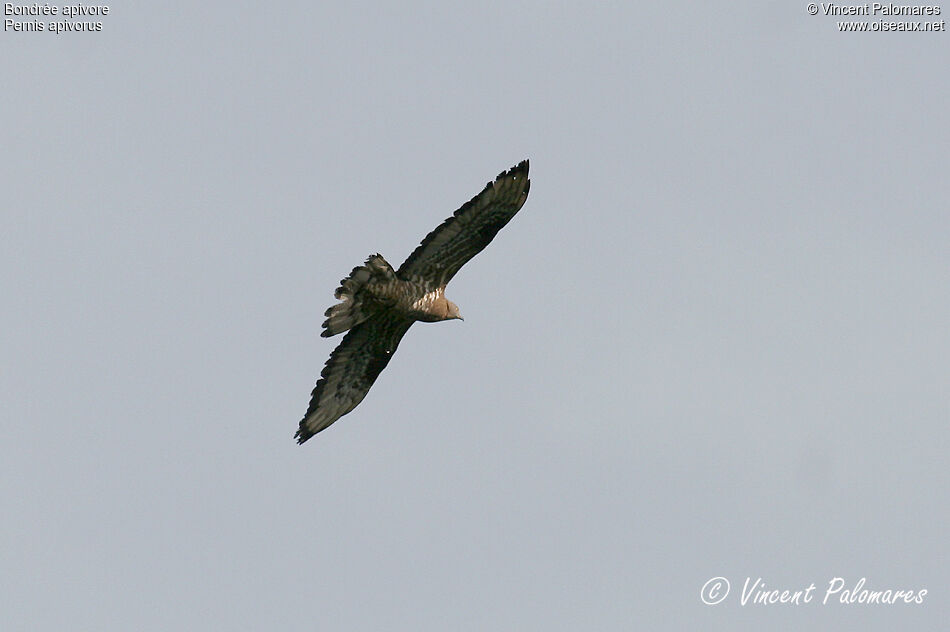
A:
[295,160,531,443]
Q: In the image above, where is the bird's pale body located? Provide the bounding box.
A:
[407,286,461,322]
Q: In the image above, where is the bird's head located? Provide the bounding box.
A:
[445,300,463,321]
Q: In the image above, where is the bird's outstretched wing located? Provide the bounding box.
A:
[296,314,413,443]
[396,160,530,287]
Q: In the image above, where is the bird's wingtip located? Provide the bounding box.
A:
[295,425,313,444]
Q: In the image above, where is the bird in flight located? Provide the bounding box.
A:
[295,160,531,443]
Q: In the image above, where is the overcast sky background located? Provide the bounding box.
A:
[2,2,947,630]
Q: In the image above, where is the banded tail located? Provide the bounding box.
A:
[321,254,396,337]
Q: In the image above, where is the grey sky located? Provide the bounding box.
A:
[2,2,947,630]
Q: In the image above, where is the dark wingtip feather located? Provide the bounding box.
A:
[511,158,529,176]
[493,159,529,184]
[295,424,313,444]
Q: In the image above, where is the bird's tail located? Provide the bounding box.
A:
[321,254,396,337]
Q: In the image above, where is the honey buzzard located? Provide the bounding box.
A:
[295,160,531,443]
